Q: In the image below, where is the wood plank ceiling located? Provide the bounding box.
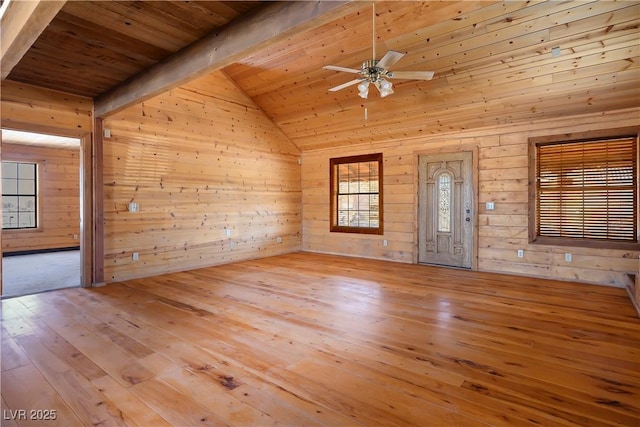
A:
[6,1,261,97]
[4,1,640,150]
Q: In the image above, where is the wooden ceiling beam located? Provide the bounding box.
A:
[94,0,359,118]
[0,0,65,80]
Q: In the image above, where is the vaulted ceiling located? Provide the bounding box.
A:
[5,1,260,97]
[2,1,639,150]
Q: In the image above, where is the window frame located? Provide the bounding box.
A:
[330,153,383,235]
[2,160,39,230]
[528,127,639,250]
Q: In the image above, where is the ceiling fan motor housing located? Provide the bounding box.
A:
[361,59,386,82]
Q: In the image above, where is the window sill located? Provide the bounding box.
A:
[2,227,43,234]
[330,226,383,235]
[531,236,640,251]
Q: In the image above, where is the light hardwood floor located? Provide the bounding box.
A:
[1,252,639,426]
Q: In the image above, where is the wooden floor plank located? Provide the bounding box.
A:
[1,252,638,426]
[1,326,30,373]
[0,395,20,427]
[90,375,173,427]
[1,364,84,427]
[13,334,128,426]
[128,377,231,426]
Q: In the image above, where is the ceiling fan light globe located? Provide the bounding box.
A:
[373,79,393,97]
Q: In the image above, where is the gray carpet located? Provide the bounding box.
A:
[2,250,80,298]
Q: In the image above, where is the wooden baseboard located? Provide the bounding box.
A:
[2,246,80,257]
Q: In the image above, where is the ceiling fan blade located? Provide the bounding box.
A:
[387,70,435,80]
[323,65,361,74]
[376,51,404,70]
[328,79,363,92]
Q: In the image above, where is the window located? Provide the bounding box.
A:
[531,131,638,248]
[330,153,383,234]
[2,161,38,229]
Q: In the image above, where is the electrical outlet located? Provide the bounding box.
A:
[486,202,495,210]
[383,239,388,247]
[276,236,283,243]
[132,252,139,261]
[73,233,79,240]
[225,228,231,237]
[517,249,524,258]
[565,253,572,262]
[128,202,138,212]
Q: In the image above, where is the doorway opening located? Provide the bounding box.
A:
[1,129,82,298]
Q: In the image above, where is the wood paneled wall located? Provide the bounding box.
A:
[2,143,80,253]
[0,80,93,136]
[102,71,302,282]
[302,108,640,287]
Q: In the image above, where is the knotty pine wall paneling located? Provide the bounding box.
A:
[0,80,93,136]
[2,143,80,253]
[102,71,302,282]
[301,108,640,287]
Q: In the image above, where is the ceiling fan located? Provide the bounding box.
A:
[323,2,434,99]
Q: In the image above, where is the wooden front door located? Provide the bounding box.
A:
[418,152,473,268]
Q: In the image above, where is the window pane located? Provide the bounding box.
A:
[337,195,350,209]
[18,179,35,194]
[2,162,17,179]
[337,210,349,226]
[19,196,36,212]
[358,211,370,227]
[2,213,15,228]
[18,163,35,179]
[19,212,36,228]
[358,194,370,210]
[3,179,17,194]
[438,173,452,232]
[3,195,18,211]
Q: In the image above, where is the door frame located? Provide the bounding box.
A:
[0,125,95,294]
[413,145,479,270]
